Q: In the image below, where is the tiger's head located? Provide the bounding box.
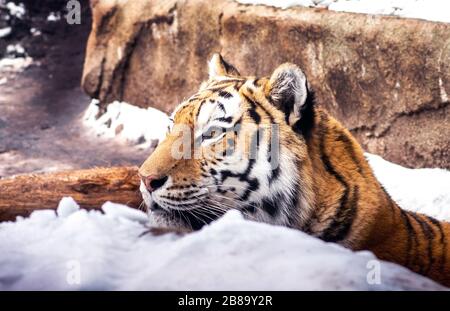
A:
[139,54,315,230]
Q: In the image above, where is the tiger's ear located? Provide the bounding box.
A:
[265,63,312,126]
[208,53,240,78]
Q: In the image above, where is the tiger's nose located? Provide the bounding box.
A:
[141,175,168,192]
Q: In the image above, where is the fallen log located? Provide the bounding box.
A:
[0,166,142,222]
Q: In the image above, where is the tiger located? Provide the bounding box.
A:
[138,53,450,287]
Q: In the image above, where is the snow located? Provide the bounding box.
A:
[0,203,446,290]
[83,99,170,149]
[5,2,25,19]
[30,28,41,37]
[6,43,25,57]
[0,56,32,72]
[0,154,449,290]
[366,153,450,221]
[0,27,12,38]
[236,0,450,23]
[101,201,149,224]
[47,12,61,22]
[56,197,80,218]
[0,43,32,73]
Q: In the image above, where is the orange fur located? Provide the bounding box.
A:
[305,108,450,286]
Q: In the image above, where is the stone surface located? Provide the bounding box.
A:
[0,0,150,178]
[82,0,450,169]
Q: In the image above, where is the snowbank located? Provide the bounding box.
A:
[236,0,450,24]
[0,154,449,290]
[366,153,450,222]
[0,200,445,290]
[83,99,170,149]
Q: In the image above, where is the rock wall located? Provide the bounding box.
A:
[82,0,450,169]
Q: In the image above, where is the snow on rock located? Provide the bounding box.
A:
[5,2,26,19]
[235,0,450,24]
[83,99,170,149]
[366,153,450,222]
[0,43,33,73]
[0,27,12,38]
[30,27,41,36]
[0,56,33,72]
[5,43,26,57]
[46,12,61,22]
[0,202,446,290]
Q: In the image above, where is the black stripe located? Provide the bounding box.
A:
[240,177,259,201]
[233,81,244,91]
[399,209,419,268]
[243,94,277,125]
[269,166,280,185]
[253,78,262,87]
[380,186,396,214]
[217,102,225,112]
[253,96,275,124]
[214,116,233,123]
[321,186,359,243]
[407,212,435,274]
[219,153,260,203]
[188,96,200,102]
[426,215,447,272]
[261,198,278,217]
[195,100,206,120]
[218,90,233,98]
[335,131,363,174]
[242,203,257,214]
[291,89,316,139]
[243,94,261,124]
[221,58,239,75]
[317,114,357,243]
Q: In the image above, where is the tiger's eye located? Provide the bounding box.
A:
[202,126,226,141]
